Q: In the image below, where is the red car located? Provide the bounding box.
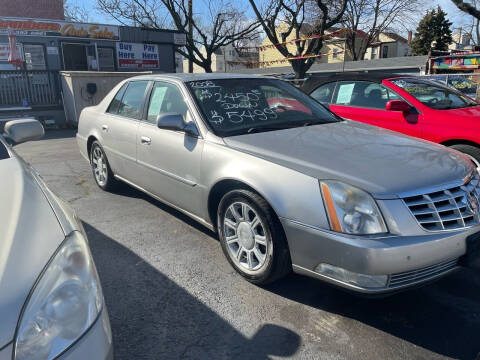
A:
[302,72,480,168]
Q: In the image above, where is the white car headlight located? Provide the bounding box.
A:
[320,181,387,235]
[14,231,103,360]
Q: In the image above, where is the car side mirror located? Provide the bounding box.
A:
[156,113,199,137]
[386,100,412,113]
[3,118,44,145]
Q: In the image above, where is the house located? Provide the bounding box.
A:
[364,32,411,60]
[449,29,473,51]
[258,24,364,68]
[182,44,259,73]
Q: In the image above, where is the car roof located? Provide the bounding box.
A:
[301,72,411,93]
[125,72,270,83]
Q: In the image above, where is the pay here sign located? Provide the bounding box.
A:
[116,42,159,69]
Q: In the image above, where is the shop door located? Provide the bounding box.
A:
[63,43,88,70]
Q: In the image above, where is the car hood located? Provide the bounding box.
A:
[223,121,473,199]
[0,156,64,348]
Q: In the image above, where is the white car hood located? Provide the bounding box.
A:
[0,156,64,349]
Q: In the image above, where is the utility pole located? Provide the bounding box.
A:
[188,0,193,73]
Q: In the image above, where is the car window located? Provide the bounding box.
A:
[390,78,478,110]
[147,82,189,124]
[333,81,400,109]
[107,82,128,114]
[0,140,9,160]
[310,82,336,104]
[116,80,150,119]
[186,78,339,137]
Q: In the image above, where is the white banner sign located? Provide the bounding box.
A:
[116,42,159,69]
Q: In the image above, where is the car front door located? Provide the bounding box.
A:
[328,81,422,138]
[135,81,204,217]
[101,80,150,179]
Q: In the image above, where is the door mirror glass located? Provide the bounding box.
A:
[156,113,199,137]
[386,100,412,112]
[4,118,44,145]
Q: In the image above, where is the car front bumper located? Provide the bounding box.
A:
[0,309,113,360]
[281,218,479,294]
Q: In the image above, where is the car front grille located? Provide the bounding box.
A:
[388,258,459,288]
[403,173,480,231]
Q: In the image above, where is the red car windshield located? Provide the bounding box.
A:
[390,78,478,110]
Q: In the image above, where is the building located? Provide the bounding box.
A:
[364,32,411,60]
[182,44,259,73]
[449,29,473,51]
[258,24,364,68]
[0,15,186,126]
[0,0,64,20]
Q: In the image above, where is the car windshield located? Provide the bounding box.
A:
[389,78,478,110]
[186,78,340,137]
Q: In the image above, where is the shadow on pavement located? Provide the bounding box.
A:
[84,223,300,360]
[264,270,480,360]
[41,129,77,140]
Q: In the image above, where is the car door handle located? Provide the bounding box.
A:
[141,136,151,145]
[102,125,109,132]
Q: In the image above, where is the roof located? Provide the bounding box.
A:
[129,73,267,83]
[231,55,428,76]
[300,71,413,93]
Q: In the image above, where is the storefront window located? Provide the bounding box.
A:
[24,44,46,70]
[98,48,115,71]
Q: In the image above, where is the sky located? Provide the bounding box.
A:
[75,0,470,34]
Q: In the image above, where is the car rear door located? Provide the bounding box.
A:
[135,80,204,217]
[328,81,422,138]
[102,80,150,180]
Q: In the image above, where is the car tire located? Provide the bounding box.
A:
[217,189,291,284]
[450,144,480,171]
[90,141,117,191]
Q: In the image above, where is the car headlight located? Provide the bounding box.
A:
[320,181,387,235]
[14,231,103,360]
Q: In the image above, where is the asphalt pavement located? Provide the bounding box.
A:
[14,130,480,360]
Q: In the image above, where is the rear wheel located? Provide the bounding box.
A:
[217,189,291,284]
[449,144,480,172]
[90,141,117,191]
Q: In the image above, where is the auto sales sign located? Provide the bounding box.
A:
[0,17,119,40]
[116,42,160,69]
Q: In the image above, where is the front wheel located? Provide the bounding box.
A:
[90,141,117,191]
[217,189,291,284]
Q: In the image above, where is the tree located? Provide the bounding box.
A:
[64,0,90,22]
[341,0,422,60]
[97,0,260,73]
[411,7,453,55]
[248,0,348,79]
[451,0,480,20]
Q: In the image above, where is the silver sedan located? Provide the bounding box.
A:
[77,73,480,294]
[0,119,112,360]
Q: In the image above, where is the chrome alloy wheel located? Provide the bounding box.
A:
[91,146,108,186]
[223,202,269,271]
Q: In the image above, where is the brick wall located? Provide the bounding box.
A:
[0,0,64,20]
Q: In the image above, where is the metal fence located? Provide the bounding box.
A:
[0,70,61,108]
[421,73,480,100]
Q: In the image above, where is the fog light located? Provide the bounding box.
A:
[314,263,388,288]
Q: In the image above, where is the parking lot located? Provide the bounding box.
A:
[15,129,480,360]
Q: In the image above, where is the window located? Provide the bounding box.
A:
[187,78,339,137]
[371,47,377,60]
[332,48,338,59]
[98,48,115,71]
[310,82,337,104]
[24,44,46,70]
[333,81,401,109]
[116,81,149,119]
[107,83,129,114]
[147,82,189,124]
[390,78,478,110]
[382,45,389,58]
